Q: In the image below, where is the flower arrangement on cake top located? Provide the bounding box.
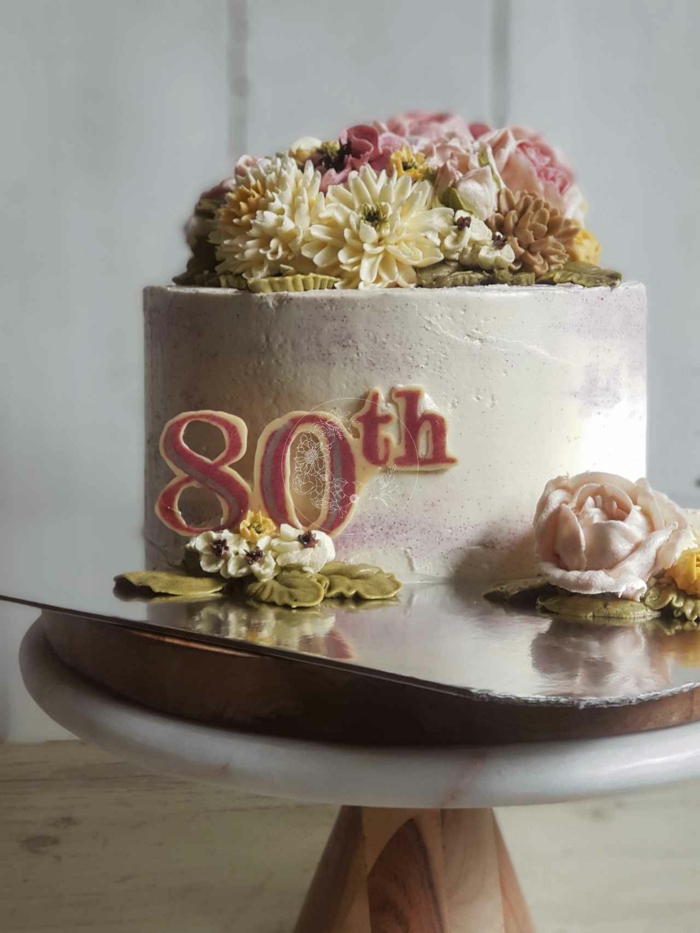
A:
[175,111,621,292]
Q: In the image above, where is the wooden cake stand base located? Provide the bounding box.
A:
[294,807,533,933]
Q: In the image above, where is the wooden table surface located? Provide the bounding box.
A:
[0,740,699,932]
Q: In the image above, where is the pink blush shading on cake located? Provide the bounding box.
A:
[144,282,646,582]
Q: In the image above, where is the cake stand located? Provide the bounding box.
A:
[20,614,700,932]
[7,506,700,929]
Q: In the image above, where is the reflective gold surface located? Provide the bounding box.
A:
[2,504,699,706]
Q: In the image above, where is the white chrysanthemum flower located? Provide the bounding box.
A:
[212,156,321,281]
[302,165,453,289]
[272,525,336,574]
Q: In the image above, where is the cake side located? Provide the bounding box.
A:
[144,283,646,582]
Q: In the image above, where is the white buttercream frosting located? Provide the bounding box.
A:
[145,282,647,582]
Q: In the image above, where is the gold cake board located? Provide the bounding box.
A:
[41,610,700,746]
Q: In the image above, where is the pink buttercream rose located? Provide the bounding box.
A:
[385,110,473,144]
[476,125,585,221]
[317,124,403,191]
[534,473,694,601]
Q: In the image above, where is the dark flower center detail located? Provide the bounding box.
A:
[456,214,472,231]
[360,203,389,229]
[298,531,318,548]
[210,537,229,558]
[493,231,507,249]
[402,159,416,171]
[244,547,264,565]
[318,139,351,172]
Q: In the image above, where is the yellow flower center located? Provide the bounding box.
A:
[390,146,430,181]
[238,509,277,543]
[668,547,700,597]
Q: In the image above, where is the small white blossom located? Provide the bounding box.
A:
[441,210,515,271]
[441,210,493,261]
[190,530,238,575]
[190,530,277,581]
[470,236,516,271]
[272,524,336,574]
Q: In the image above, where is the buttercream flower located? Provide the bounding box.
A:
[289,136,323,165]
[224,533,277,581]
[440,210,513,269]
[189,529,277,581]
[238,541,278,582]
[190,530,238,575]
[434,149,502,220]
[302,165,452,289]
[469,232,516,271]
[211,155,321,281]
[418,133,474,170]
[238,510,277,544]
[534,472,694,600]
[667,548,700,597]
[315,125,404,191]
[389,146,432,181]
[272,524,336,574]
[384,111,473,145]
[476,126,586,223]
[569,228,601,265]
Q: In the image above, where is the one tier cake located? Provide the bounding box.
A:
[135,110,690,620]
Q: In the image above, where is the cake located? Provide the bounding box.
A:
[121,110,698,628]
[144,282,646,584]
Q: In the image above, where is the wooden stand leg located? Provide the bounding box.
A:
[294,807,535,933]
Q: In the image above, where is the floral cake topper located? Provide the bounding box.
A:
[176,110,621,292]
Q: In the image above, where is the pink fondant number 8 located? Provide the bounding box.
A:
[156,410,251,536]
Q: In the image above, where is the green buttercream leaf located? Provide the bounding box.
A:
[218,273,248,289]
[246,570,327,608]
[536,261,622,288]
[644,581,700,626]
[319,562,402,600]
[247,274,339,294]
[114,571,226,597]
[538,593,659,621]
[417,262,538,289]
[173,247,219,287]
[483,576,554,606]
[492,269,537,286]
[417,261,490,288]
[439,187,470,213]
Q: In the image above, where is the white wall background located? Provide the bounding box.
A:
[2,0,699,740]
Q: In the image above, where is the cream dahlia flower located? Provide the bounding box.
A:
[301,165,453,289]
[212,156,321,281]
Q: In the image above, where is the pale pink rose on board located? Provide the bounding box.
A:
[477,125,585,222]
[385,110,473,144]
[317,124,404,191]
[534,473,694,601]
